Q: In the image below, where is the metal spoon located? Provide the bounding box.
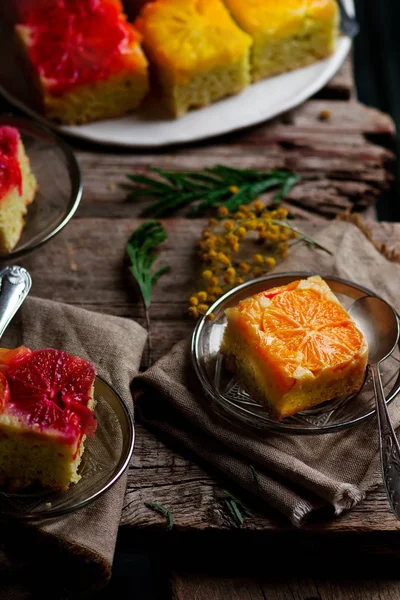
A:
[337,0,359,38]
[349,296,400,519]
[0,266,31,338]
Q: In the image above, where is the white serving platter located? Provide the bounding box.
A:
[0,0,354,148]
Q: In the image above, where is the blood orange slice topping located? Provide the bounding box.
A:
[0,126,22,200]
[19,0,140,96]
[6,349,96,438]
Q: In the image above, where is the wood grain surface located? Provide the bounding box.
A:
[73,95,394,222]
[3,58,400,599]
[171,574,400,600]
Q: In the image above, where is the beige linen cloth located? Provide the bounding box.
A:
[0,298,147,600]
[134,221,400,526]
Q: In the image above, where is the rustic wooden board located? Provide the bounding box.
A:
[73,96,394,222]
[20,218,400,365]
[18,215,400,600]
[171,574,400,600]
[18,217,400,538]
[3,55,399,599]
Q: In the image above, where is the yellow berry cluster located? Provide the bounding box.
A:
[188,201,298,318]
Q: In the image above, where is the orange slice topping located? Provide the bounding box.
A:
[262,288,364,372]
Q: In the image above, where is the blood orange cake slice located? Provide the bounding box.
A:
[221,275,369,419]
[0,347,97,490]
[0,126,37,254]
[15,0,149,124]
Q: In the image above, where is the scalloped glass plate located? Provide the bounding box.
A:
[0,377,134,519]
[192,273,400,435]
[0,115,82,260]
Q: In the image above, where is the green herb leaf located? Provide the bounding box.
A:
[126,165,299,217]
[144,502,173,531]
[126,220,169,367]
[222,491,252,527]
[126,220,169,308]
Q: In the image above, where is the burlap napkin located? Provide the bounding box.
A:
[134,221,400,526]
[0,297,147,600]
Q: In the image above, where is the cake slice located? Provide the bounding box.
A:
[222,0,339,82]
[15,0,149,124]
[135,0,253,117]
[0,126,37,254]
[0,346,97,490]
[221,276,368,419]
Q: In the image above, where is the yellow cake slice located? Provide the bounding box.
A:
[0,346,97,491]
[135,0,253,117]
[0,126,37,254]
[223,0,339,82]
[221,276,368,419]
[15,0,149,125]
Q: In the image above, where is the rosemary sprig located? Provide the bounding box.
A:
[144,502,173,531]
[126,166,299,218]
[126,220,169,365]
[223,491,252,527]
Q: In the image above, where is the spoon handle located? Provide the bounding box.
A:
[371,362,400,519]
[337,0,359,38]
[0,266,32,339]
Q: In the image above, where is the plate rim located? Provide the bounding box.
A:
[0,114,82,260]
[0,374,135,520]
[192,271,400,435]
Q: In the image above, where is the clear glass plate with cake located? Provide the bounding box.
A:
[192,273,400,434]
[0,345,134,519]
[0,115,81,260]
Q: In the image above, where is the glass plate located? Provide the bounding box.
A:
[192,272,400,435]
[0,376,134,519]
[0,115,82,260]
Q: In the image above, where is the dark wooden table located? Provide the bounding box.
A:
[4,59,400,599]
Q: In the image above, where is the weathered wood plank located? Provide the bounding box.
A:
[71,99,395,222]
[16,217,400,538]
[171,575,264,600]
[18,218,400,364]
[123,423,400,533]
[314,54,354,100]
[171,574,400,600]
